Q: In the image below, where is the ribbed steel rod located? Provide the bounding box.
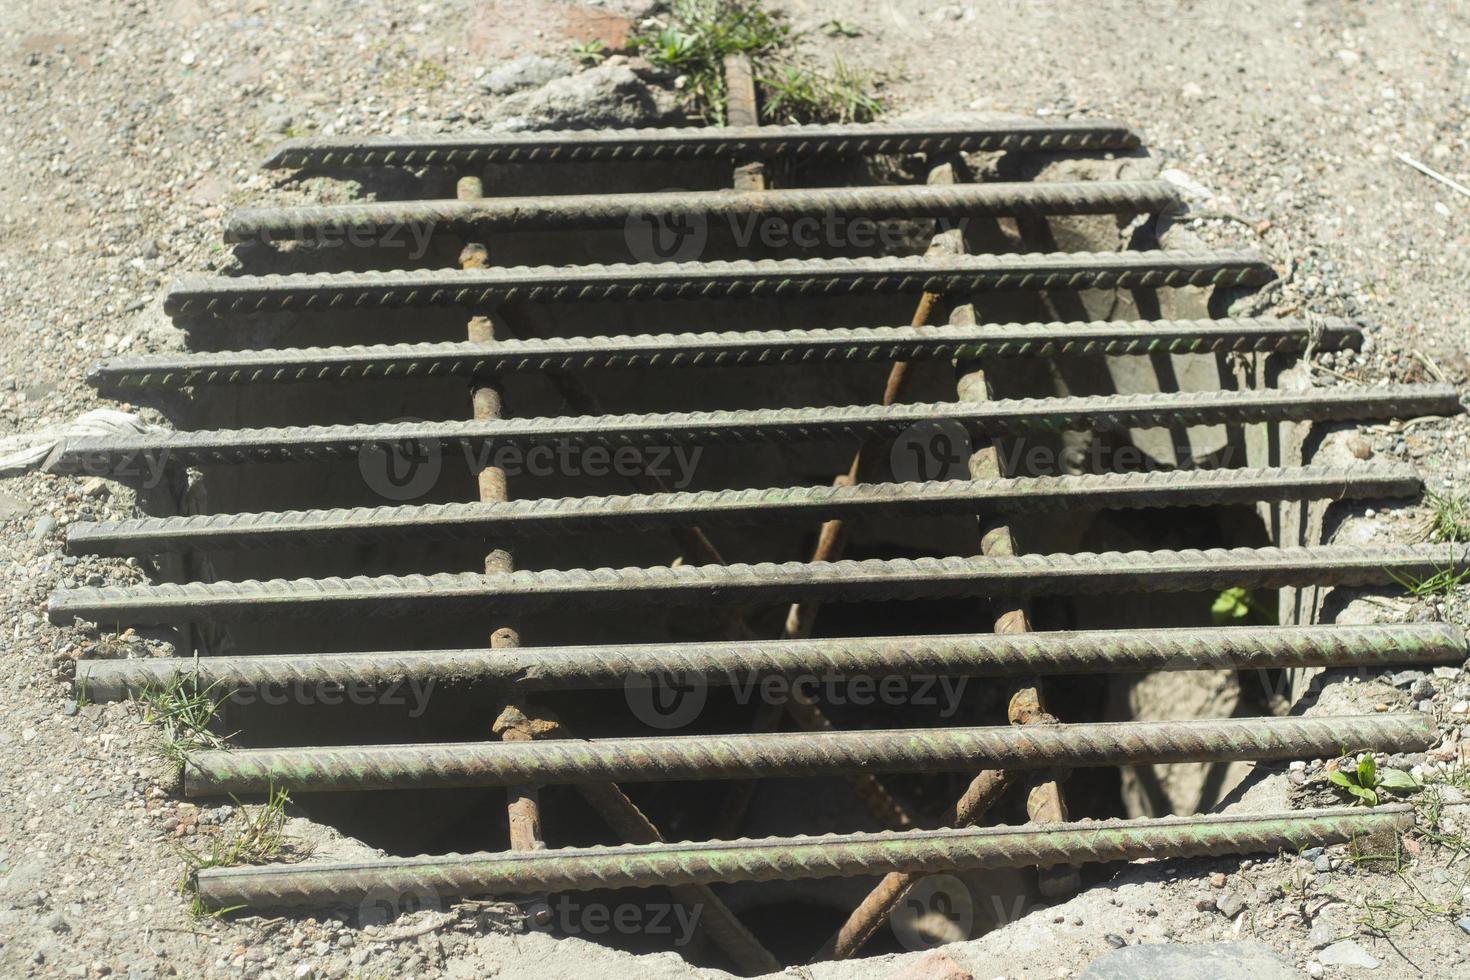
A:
[260,118,1142,169]
[76,622,1466,703]
[87,317,1361,390]
[224,181,1181,244]
[48,543,1470,626]
[181,714,1432,795]
[49,385,1459,474]
[64,465,1420,557]
[193,806,1412,910]
[162,251,1272,315]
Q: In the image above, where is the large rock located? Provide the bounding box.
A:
[491,60,677,130]
[1080,941,1303,980]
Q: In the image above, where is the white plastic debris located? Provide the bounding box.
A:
[0,409,155,477]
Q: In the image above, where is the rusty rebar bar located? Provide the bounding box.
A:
[162,251,1272,316]
[75,622,1466,702]
[953,283,1081,904]
[49,543,1470,626]
[49,384,1461,474]
[781,216,964,641]
[458,175,543,857]
[496,709,778,972]
[223,181,1181,245]
[707,55,915,837]
[181,713,1432,795]
[87,318,1362,391]
[260,118,1143,169]
[64,464,1420,557]
[573,778,778,973]
[193,806,1413,910]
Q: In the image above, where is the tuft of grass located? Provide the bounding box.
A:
[632,0,881,125]
[133,674,236,767]
[760,56,883,125]
[1422,489,1470,543]
[1411,785,1470,855]
[1389,561,1470,598]
[176,787,306,918]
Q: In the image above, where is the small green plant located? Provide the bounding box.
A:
[1422,489,1470,543]
[1328,752,1421,807]
[133,674,236,767]
[570,38,608,66]
[1210,586,1273,626]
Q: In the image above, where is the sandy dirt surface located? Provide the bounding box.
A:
[2,1,1470,977]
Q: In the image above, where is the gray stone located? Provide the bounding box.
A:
[1081,940,1303,979]
[480,54,573,95]
[1389,669,1424,688]
[1318,940,1379,969]
[492,62,676,130]
[1214,890,1247,918]
[1456,915,1470,936]
[30,515,56,540]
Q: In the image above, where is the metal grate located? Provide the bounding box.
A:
[51,109,1467,971]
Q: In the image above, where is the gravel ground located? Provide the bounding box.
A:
[3,1,1470,977]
